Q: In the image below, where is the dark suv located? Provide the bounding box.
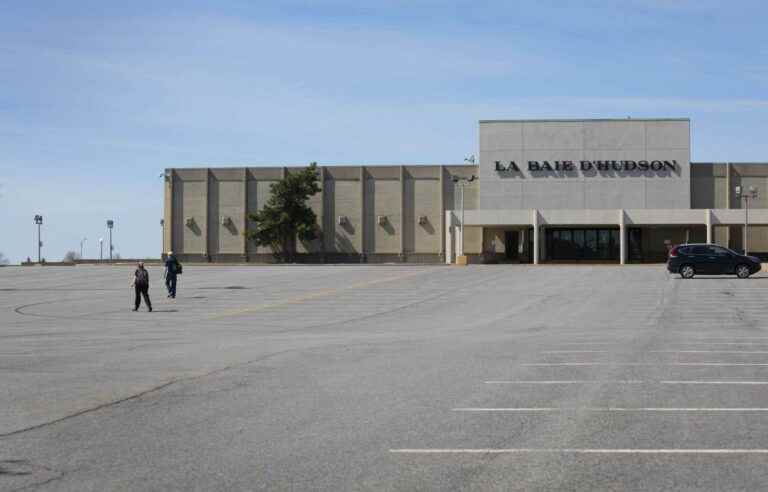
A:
[667,243,761,279]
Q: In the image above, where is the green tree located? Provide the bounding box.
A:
[247,163,321,262]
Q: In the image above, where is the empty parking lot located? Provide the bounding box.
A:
[3,264,768,490]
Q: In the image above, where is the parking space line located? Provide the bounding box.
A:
[452,408,768,412]
[484,380,643,384]
[650,350,768,354]
[520,363,768,366]
[661,381,768,385]
[540,350,610,353]
[668,342,768,346]
[390,448,768,454]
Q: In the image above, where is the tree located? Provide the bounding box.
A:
[63,251,81,262]
[0,252,9,266]
[246,162,321,262]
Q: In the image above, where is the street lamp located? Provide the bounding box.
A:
[99,238,104,262]
[107,220,114,261]
[80,237,87,260]
[33,215,43,263]
[735,185,759,256]
[452,175,477,259]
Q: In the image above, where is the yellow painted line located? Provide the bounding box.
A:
[208,268,433,319]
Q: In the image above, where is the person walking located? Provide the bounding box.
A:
[132,261,152,312]
[164,250,181,298]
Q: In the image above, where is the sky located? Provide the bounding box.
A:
[1,0,768,264]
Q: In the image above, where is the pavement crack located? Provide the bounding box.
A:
[0,349,297,440]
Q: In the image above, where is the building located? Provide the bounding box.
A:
[163,118,768,264]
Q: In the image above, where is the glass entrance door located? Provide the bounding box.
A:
[547,228,620,261]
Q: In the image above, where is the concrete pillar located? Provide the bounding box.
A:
[203,169,210,260]
[532,209,539,265]
[439,166,446,261]
[518,228,525,255]
[399,165,406,259]
[445,211,453,264]
[319,166,327,261]
[619,209,626,265]
[706,208,713,244]
[164,169,173,256]
[726,162,732,248]
[360,166,366,261]
[242,168,248,259]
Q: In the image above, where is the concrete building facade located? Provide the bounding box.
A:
[164,118,768,264]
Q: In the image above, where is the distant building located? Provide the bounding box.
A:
[163,118,768,264]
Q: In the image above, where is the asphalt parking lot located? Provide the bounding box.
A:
[3,264,768,491]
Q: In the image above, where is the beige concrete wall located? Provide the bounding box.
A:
[328,179,362,253]
[405,178,441,253]
[691,164,727,209]
[365,177,401,254]
[210,178,245,254]
[173,170,207,256]
[167,164,477,260]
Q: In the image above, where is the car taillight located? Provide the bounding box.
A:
[669,246,679,258]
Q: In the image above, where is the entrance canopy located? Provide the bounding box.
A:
[445,208,768,265]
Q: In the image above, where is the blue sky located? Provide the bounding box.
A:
[1,0,767,263]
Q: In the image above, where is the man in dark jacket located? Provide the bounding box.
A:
[164,251,180,298]
[132,262,152,312]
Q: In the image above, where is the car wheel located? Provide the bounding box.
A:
[680,264,695,279]
[736,264,751,279]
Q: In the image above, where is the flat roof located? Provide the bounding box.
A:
[479,118,690,123]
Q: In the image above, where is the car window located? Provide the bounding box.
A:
[709,246,731,256]
[690,246,709,255]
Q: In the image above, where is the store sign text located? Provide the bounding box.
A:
[494,160,677,173]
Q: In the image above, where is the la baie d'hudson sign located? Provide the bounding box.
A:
[495,160,678,173]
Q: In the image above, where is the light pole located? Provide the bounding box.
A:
[735,185,758,255]
[33,215,43,263]
[160,219,165,256]
[80,237,87,260]
[107,220,114,261]
[452,175,477,258]
[99,238,104,262]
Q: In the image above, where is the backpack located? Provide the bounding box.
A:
[176,261,183,275]
[135,269,149,286]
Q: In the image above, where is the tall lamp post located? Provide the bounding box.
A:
[99,238,104,262]
[452,174,477,258]
[80,237,87,260]
[107,220,114,261]
[735,185,758,256]
[33,215,43,263]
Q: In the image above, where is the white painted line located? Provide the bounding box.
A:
[484,380,643,384]
[671,342,768,346]
[651,350,768,354]
[661,381,768,385]
[520,363,768,366]
[390,448,768,455]
[555,342,624,345]
[540,350,610,354]
[682,337,768,341]
[452,407,768,412]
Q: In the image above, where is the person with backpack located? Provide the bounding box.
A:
[131,261,152,312]
[164,251,182,298]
